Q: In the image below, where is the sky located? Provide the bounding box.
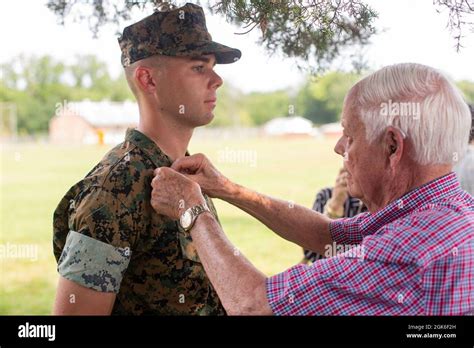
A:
[0,0,473,93]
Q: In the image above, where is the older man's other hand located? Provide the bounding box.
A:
[172,153,232,199]
[332,168,349,205]
[151,167,206,220]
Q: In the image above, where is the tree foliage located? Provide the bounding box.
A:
[433,0,474,51]
[297,71,360,124]
[211,0,377,72]
[46,0,378,72]
[211,82,253,126]
[457,80,474,103]
[2,54,473,134]
[243,90,293,125]
[45,0,473,72]
[0,55,133,134]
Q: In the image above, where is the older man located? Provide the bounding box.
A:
[151,63,474,315]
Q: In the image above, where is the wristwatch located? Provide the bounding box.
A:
[179,204,211,232]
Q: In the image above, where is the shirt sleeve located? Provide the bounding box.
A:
[329,212,370,245]
[57,187,135,293]
[266,249,423,315]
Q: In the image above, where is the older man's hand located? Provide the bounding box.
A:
[171,153,232,199]
[151,167,206,220]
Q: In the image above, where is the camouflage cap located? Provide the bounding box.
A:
[118,3,241,67]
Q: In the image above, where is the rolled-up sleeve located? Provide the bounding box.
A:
[57,187,135,293]
[329,212,369,245]
[58,231,131,293]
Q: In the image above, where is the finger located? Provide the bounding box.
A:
[152,168,169,187]
[151,175,160,190]
[154,167,162,177]
[155,166,176,177]
[171,154,204,173]
[179,172,202,185]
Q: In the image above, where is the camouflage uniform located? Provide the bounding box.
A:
[53,3,240,315]
[53,129,226,315]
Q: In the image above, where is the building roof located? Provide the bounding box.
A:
[263,116,314,135]
[65,100,139,127]
[319,122,343,135]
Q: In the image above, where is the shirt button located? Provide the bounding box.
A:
[452,247,458,257]
[397,293,404,304]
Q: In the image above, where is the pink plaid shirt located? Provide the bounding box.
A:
[266,173,474,315]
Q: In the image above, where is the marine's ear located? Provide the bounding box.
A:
[135,66,156,95]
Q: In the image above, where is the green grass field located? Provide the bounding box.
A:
[0,136,341,314]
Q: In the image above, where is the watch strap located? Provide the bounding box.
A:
[181,203,211,232]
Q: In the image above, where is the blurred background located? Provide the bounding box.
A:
[1,0,473,314]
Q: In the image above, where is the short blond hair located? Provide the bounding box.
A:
[124,55,165,99]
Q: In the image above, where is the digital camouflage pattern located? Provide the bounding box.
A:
[58,230,132,293]
[53,128,226,315]
[118,2,241,66]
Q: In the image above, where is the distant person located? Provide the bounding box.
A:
[454,104,474,195]
[301,168,367,264]
[52,3,241,315]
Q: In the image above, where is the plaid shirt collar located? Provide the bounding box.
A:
[359,172,462,236]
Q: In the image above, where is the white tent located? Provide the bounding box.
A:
[263,116,314,136]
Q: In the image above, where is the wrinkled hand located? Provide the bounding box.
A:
[151,167,206,220]
[172,153,231,199]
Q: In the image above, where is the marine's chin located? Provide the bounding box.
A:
[196,112,215,127]
[179,111,214,128]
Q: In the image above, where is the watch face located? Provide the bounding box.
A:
[180,210,192,229]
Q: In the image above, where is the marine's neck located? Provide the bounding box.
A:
[137,103,193,162]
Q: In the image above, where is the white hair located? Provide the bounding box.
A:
[351,63,471,165]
